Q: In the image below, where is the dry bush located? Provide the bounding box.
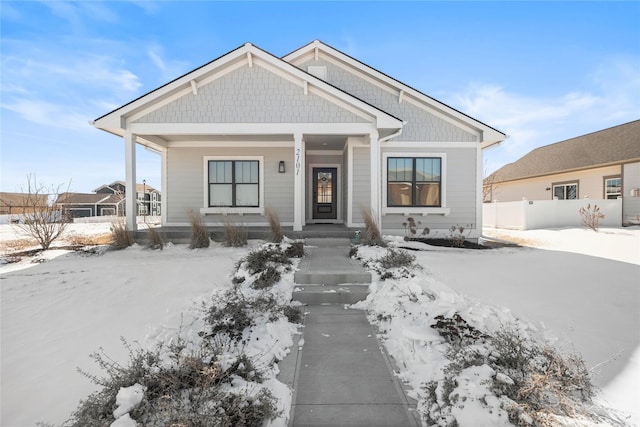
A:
[69,234,113,246]
[223,221,247,247]
[188,211,210,249]
[579,204,605,231]
[265,207,284,243]
[361,208,385,246]
[145,227,164,250]
[110,221,133,249]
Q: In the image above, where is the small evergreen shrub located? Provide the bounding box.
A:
[223,220,247,247]
[378,248,416,270]
[243,246,291,275]
[252,266,281,289]
[188,211,209,249]
[110,220,133,250]
[284,241,304,258]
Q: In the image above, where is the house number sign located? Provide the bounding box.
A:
[295,149,301,176]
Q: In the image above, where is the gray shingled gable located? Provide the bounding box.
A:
[489,120,640,183]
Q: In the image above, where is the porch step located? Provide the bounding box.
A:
[294,238,372,285]
[294,271,372,285]
[292,284,370,305]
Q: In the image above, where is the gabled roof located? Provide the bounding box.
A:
[93,42,404,142]
[488,120,640,183]
[55,193,123,205]
[283,40,506,147]
[93,181,157,193]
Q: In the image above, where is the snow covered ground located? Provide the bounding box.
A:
[382,226,640,425]
[1,224,638,426]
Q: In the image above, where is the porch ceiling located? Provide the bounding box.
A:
[134,133,353,151]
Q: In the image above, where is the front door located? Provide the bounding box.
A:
[312,167,337,220]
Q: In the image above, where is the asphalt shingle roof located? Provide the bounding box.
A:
[490,120,640,183]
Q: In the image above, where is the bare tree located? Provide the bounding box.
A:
[12,175,71,250]
[483,168,501,203]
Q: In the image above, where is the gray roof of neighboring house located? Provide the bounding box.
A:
[55,193,123,205]
[93,181,158,194]
[488,120,640,183]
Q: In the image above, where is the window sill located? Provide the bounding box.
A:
[200,207,264,216]
[382,207,450,216]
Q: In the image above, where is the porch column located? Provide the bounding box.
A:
[124,131,137,231]
[293,133,304,231]
[369,131,381,228]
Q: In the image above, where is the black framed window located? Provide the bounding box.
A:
[208,160,259,207]
[387,157,441,207]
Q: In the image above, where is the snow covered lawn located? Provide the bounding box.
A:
[1,224,638,426]
[1,234,256,426]
[357,227,638,426]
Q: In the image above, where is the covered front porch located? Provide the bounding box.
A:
[132,222,366,244]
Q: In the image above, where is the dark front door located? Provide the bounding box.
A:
[312,167,337,220]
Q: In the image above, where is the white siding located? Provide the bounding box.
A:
[352,147,371,224]
[166,146,294,225]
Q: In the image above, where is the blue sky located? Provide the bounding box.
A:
[1,1,639,193]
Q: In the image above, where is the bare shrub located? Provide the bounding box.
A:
[402,217,430,240]
[579,204,605,231]
[265,207,284,243]
[379,248,415,270]
[361,208,385,246]
[447,224,470,248]
[145,226,164,250]
[223,220,247,247]
[12,175,70,250]
[110,220,133,249]
[188,211,209,249]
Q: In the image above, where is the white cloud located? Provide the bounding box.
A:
[146,44,190,82]
[3,100,91,132]
[451,55,640,175]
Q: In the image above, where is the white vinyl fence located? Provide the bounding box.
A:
[483,198,622,230]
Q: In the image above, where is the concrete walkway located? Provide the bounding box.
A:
[294,238,371,285]
[281,238,420,427]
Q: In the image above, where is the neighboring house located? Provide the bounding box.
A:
[95,181,162,216]
[485,120,640,224]
[93,40,506,240]
[55,192,124,218]
[55,181,161,218]
[0,192,48,215]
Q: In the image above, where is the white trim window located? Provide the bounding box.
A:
[387,157,441,207]
[552,182,578,200]
[604,177,621,199]
[202,156,264,214]
[382,152,450,216]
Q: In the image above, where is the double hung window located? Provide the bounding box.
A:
[208,160,259,207]
[604,177,621,199]
[387,157,441,207]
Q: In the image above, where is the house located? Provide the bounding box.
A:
[55,181,161,218]
[0,192,49,215]
[92,40,506,240]
[485,120,640,225]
